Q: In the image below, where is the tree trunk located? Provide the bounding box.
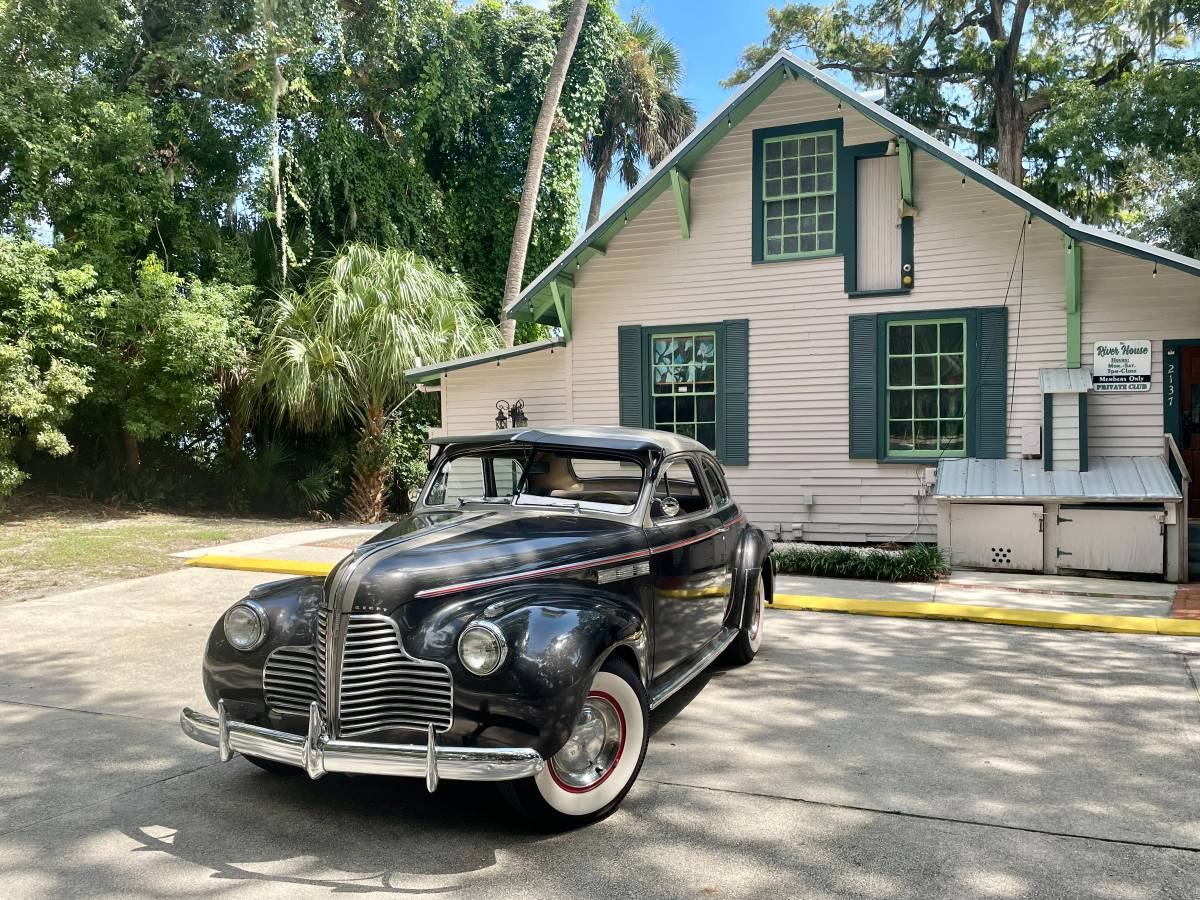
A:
[498,0,590,347]
[994,89,1030,186]
[122,425,140,476]
[585,151,613,230]
[344,412,390,523]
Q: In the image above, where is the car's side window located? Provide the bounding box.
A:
[491,456,523,496]
[700,458,731,508]
[426,455,487,505]
[653,459,712,519]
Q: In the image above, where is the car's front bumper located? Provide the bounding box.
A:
[180,701,544,791]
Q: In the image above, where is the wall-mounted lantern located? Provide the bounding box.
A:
[494,399,528,430]
[510,399,528,428]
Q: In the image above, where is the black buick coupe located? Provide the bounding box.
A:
[181,426,773,827]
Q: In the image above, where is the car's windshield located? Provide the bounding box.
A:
[423,445,645,514]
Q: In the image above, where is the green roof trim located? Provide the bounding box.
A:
[506,51,1200,326]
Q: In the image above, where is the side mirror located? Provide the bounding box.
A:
[652,496,681,520]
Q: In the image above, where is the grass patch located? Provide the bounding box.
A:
[0,497,313,600]
[774,542,947,582]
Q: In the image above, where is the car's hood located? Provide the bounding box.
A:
[324,507,646,615]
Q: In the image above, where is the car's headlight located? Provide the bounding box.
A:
[458,621,507,676]
[224,601,268,651]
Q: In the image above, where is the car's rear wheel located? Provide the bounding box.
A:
[722,570,765,666]
[500,655,648,830]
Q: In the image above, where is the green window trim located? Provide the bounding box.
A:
[883,317,968,458]
[848,307,1008,463]
[617,320,750,465]
[752,119,844,264]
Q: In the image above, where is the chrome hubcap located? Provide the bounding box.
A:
[750,581,764,640]
[550,694,623,791]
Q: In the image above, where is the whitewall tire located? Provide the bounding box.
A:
[723,571,766,666]
[500,656,648,829]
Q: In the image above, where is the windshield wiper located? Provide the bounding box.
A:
[509,447,535,506]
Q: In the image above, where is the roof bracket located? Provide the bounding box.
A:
[550,280,572,343]
[670,169,691,240]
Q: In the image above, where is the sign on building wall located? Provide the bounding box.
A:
[1093,340,1152,392]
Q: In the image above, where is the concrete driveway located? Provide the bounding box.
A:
[1,569,1198,899]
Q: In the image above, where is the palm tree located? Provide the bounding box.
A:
[584,14,696,230]
[499,0,591,348]
[255,244,501,523]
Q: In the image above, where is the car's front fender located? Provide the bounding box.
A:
[397,579,647,758]
[200,576,324,722]
[728,525,773,630]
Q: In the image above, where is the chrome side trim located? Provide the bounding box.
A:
[415,547,652,599]
[180,705,544,782]
[597,559,650,584]
[647,626,737,711]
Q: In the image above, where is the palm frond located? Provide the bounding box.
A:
[253,244,501,430]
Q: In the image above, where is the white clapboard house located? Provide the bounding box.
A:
[406,50,1200,581]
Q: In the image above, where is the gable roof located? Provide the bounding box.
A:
[509,49,1200,325]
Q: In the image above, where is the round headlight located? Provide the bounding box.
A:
[224,602,268,651]
[458,622,507,676]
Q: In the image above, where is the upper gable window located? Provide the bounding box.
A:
[762,131,837,260]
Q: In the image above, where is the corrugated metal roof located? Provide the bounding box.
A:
[934,456,1181,502]
[1039,367,1093,393]
[403,338,565,383]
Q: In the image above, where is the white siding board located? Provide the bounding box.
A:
[439,350,569,436]
[1081,252,1200,455]
[437,73,1200,542]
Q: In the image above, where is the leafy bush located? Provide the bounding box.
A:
[0,241,99,504]
[773,542,947,582]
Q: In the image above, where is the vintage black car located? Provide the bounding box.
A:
[181,426,773,827]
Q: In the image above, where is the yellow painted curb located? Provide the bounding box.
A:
[185,555,335,578]
[180,561,1200,637]
[772,593,1200,637]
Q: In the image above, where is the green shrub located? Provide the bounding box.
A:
[773,542,947,582]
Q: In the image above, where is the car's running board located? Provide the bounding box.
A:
[648,626,738,711]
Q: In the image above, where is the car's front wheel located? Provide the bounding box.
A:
[722,569,766,666]
[500,655,648,830]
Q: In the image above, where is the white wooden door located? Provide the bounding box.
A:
[856,156,901,291]
[947,503,1044,572]
[1056,507,1164,575]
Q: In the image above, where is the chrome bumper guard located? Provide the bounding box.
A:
[180,701,544,791]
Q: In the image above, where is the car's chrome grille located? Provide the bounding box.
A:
[263,609,453,738]
[263,644,322,718]
[336,614,454,737]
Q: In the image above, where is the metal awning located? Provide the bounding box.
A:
[934,456,1181,502]
[1039,367,1093,393]
[403,338,565,384]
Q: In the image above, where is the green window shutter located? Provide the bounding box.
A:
[974,307,1009,459]
[848,314,878,458]
[618,325,644,428]
[720,319,750,465]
